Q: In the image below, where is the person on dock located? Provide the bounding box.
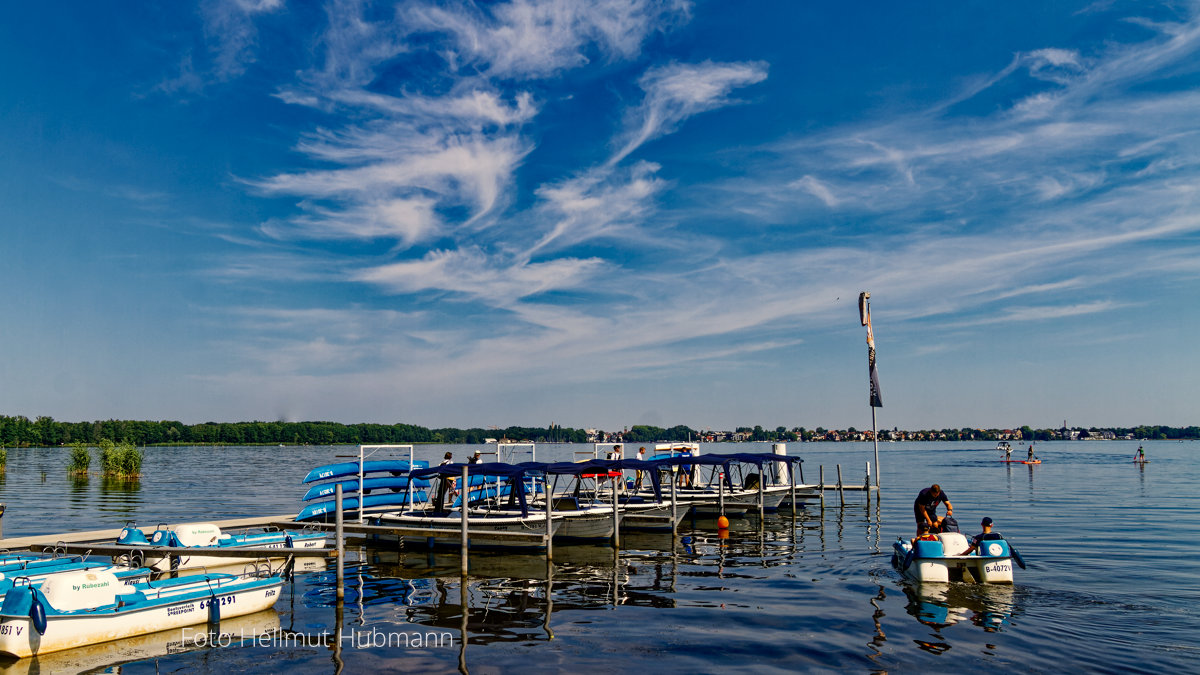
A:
[678,451,693,488]
[914,484,952,534]
[1134,446,1146,463]
[634,446,647,489]
[962,517,998,555]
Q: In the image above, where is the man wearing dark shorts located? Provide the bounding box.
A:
[913,484,953,533]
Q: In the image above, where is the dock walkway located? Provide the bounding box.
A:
[0,513,298,549]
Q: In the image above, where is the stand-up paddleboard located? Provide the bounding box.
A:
[302,460,427,483]
[1000,459,1041,464]
[1134,460,1150,464]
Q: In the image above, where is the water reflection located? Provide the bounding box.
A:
[901,581,1016,634]
[0,609,281,675]
[68,474,89,512]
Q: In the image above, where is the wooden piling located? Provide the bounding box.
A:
[611,477,620,550]
[545,478,554,561]
[670,470,678,536]
[789,462,796,515]
[718,469,725,517]
[460,465,469,576]
[757,466,765,519]
[335,483,345,600]
[836,464,845,506]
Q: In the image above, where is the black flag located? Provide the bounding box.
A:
[859,292,883,407]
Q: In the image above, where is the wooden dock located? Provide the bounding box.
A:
[0,513,298,550]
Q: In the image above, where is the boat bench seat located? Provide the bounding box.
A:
[937,532,970,556]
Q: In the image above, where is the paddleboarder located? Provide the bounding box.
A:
[1134,446,1146,463]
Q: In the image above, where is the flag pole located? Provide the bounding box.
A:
[871,405,879,489]
[859,292,882,489]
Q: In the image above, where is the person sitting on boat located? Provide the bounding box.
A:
[913,484,952,534]
[468,450,482,464]
[962,517,1000,555]
[910,522,941,546]
[441,452,459,499]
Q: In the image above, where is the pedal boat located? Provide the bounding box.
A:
[891,531,1025,584]
[0,569,284,658]
[117,523,325,572]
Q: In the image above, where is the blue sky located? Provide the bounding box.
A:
[2,1,1198,431]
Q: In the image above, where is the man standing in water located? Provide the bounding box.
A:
[913,484,953,533]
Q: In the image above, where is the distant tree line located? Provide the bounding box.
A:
[0,415,1195,447]
[0,416,589,447]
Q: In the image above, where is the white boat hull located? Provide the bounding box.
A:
[143,537,327,572]
[374,513,559,551]
[620,503,688,532]
[552,510,617,542]
[0,582,283,658]
[893,533,1018,584]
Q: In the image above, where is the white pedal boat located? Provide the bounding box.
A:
[891,531,1025,584]
[0,568,284,657]
[117,523,325,572]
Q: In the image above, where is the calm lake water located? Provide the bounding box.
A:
[0,440,1196,673]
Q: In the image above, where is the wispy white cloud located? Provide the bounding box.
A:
[611,60,768,164]
[205,1,1200,425]
[528,161,664,255]
[203,0,284,80]
[402,0,692,79]
[158,0,283,93]
[353,247,609,306]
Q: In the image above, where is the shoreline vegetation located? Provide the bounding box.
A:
[0,415,1196,448]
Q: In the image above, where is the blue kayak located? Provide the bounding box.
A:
[296,491,429,521]
[302,475,431,501]
[301,460,428,483]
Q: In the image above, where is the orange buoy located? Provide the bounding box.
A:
[717,515,729,529]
